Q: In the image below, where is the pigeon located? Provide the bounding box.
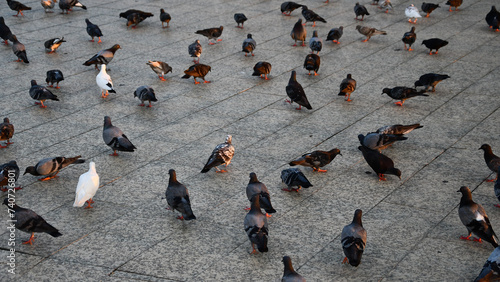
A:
[326,26,343,44]
[7,0,31,16]
[46,70,64,89]
[0,118,14,148]
[495,168,500,208]
[181,64,211,84]
[405,4,422,24]
[146,60,172,81]
[24,156,85,181]
[59,0,86,14]
[356,25,386,42]
[445,0,462,12]
[285,71,312,110]
[234,13,247,28]
[85,19,103,43]
[160,8,171,28]
[358,132,408,151]
[458,186,498,248]
[354,2,370,21]
[402,27,416,51]
[83,44,121,70]
[103,116,136,156]
[382,87,428,106]
[73,162,99,209]
[201,135,235,173]
[281,168,313,192]
[291,19,307,46]
[479,144,500,183]
[188,39,202,64]
[303,54,320,76]
[29,80,59,108]
[0,160,21,191]
[486,6,500,32]
[41,0,56,13]
[338,74,356,101]
[244,195,268,254]
[44,37,65,53]
[0,17,13,45]
[421,2,440,17]
[371,0,379,5]
[358,146,401,181]
[166,169,196,221]
[245,172,276,217]
[252,62,272,80]
[379,0,393,13]
[134,86,157,107]
[422,38,448,55]
[282,256,306,282]
[341,209,367,267]
[3,198,62,245]
[11,35,28,63]
[309,30,322,54]
[96,64,116,98]
[242,34,256,56]
[195,26,223,45]
[289,148,342,172]
[301,6,327,27]
[376,123,423,136]
[414,73,450,92]
[118,10,153,28]
[475,246,500,281]
[281,1,302,16]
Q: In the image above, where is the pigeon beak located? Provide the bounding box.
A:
[339,153,343,156]
[456,189,460,193]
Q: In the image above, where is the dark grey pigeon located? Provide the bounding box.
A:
[24,156,84,181]
[44,37,65,53]
[479,144,500,182]
[3,198,62,245]
[421,3,440,17]
[59,0,86,14]
[282,256,306,281]
[338,74,356,101]
[486,6,500,31]
[458,186,498,248]
[0,160,21,191]
[252,61,272,80]
[341,209,367,267]
[326,26,343,44]
[289,148,342,172]
[166,169,196,221]
[195,26,223,45]
[242,34,256,56]
[160,8,171,28]
[146,60,172,81]
[358,132,408,151]
[414,73,450,92]
[29,80,59,108]
[11,35,28,63]
[245,172,276,216]
[495,168,500,209]
[358,146,401,181]
[126,12,153,29]
[382,87,428,106]
[301,6,326,27]
[134,86,157,107]
[285,71,312,110]
[234,13,247,28]
[85,19,103,43]
[0,17,13,45]
[422,38,448,55]
[354,2,370,21]
[45,70,64,89]
[102,116,136,156]
[188,39,202,64]
[402,27,416,51]
[281,1,302,16]
[244,195,268,254]
[0,118,14,148]
[303,53,320,76]
[281,168,313,192]
[475,246,500,281]
[201,135,235,173]
[309,30,322,54]
[7,0,31,16]
[290,19,307,46]
[83,44,121,70]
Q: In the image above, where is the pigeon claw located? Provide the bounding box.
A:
[394,101,404,106]
[342,257,348,264]
[378,173,387,181]
[265,213,272,218]
[176,216,184,220]
[84,199,94,209]
[138,103,145,107]
[473,237,483,243]
[244,207,250,210]
[159,76,166,81]
[97,38,102,43]
[292,43,297,47]
[38,174,58,181]
[22,233,35,245]
[460,234,473,241]
[333,40,340,44]
[281,187,293,192]
[313,168,327,172]
[361,39,369,42]
[215,169,227,173]
[110,151,119,157]
[208,42,215,45]
[203,80,211,84]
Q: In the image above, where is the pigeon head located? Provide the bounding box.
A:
[410,27,415,32]
[89,162,96,172]
[297,19,302,24]
[414,80,423,87]
[3,117,9,123]
[168,169,177,183]
[353,209,363,225]
[85,18,91,24]
[346,74,352,79]
[358,134,365,143]
[312,30,318,37]
[160,8,165,13]
[355,25,361,31]
[0,17,4,25]
[103,116,112,128]
[388,167,402,179]
[23,166,37,176]
[225,135,232,144]
[301,5,308,10]
[289,70,297,81]
[479,144,492,152]
[110,44,121,52]
[2,198,8,206]
[339,26,344,31]
[247,34,252,39]
[249,172,259,183]
[381,88,391,95]
[330,148,342,156]
[282,256,295,274]
[457,186,473,203]
[30,80,37,86]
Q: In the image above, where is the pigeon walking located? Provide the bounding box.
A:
[0,118,14,148]
[303,54,320,76]
[326,26,343,44]
[282,256,306,281]
[358,132,408,151]
[281,1,302,16]
[96,64,115,98]
[379,0,393,13]
[252,61,272,80]
[285,71,312,110]
[479,144,500,182]
[24,156,85,181]
[195,26,223,45]
[44,37,65,53]
[309,30,322,54]
[234,13,247,28]
[83,44,121,70]
[46,70,64,89]
[160,8,171,28]
[338,74,356,101]
[188,39,202,64]
[422,38,448,55]
[134,86,157,107]
[244,195,268,254]
[342,209,367,267]
[85,19,103,43]
[358,146,401,181]
[0,160,21,191]
[0,17,13,45]
[486,6,500,32]
[354,3,370,21]
[405,4,422,24]
[402,27,416,51]
[7,0,31,16]
[41,0,56,13]
[29,80,59,108]
[289,148,342,172]
[166,169,196,220]
[382,86,428,106]
[119,10,153,28]
[421,2,440,17]
[201,135,235,173]
[245,172,276,217]
[59,0,86,14]
[281,168,313,192]
[301,6,327,27]
[11,35,28,63]
[446,0,462,12]
[182,64,211,84]
[73,162,99,209]
[414,73,450,92]
[146,60,172,81]
[291,19,307,46]
[242,34,256,56]
[356,25,386,42]
[102,116,136,156]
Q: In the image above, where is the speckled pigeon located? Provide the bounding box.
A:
[201,135,234,173]
[289,148,341,172]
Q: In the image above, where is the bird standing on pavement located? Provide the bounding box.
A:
[356,25,386,42]
[445,0,462,12]
[182,64,211,84]
[85,19,103,43]
[146,60,172,81]
[96,65,115,98]
[422,38,448,55]
[291,19,307,46]
[242,34,256,56]
[309,30,322,54]
[46,70,64,89]
[304,54,320,76]
[289,148,342,172]
[59,0,86,14]
[382,87,428,106]
[29,80,59,108]
[134,86,157,107]
[83,44,121,70]
[195,26,223,45]
[234,13,247,28]
[479,144,500,183]
[285,71,312,110]
[244,195,268,254]
[486,6,500,32]
[301,6,327,27]
[0,161,20,191]
[24,156,85,181]
[73,162,99,209]
[245,172,276,217]
[102,116,136,156]
[402,27,416,51]
[160,8,171,28]
[358,146,401,181]
[421,2,440,17]
[44,37,65,53]
[338,74,356,101]
[188,39,202,64]
[166,169,196,220]
[326,26,343,44]
[0,17,13,45]
[7,0,31,17]
[414,73,450,92]
[354,3,370,21]
[358,132,408,151]
[252,62,272,80]
[41,0,56,13]
[281,168,313,192]
[281,1,302,16]
[0,118,14,148]
[11,35,28,63]
[379,0,393,13]
[201,135,235,173]
[341,209,367,267]
[405,4,422,24]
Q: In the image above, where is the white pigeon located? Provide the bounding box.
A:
[73,162,100,209]
[96,64,116,98]
[405,4,422,24]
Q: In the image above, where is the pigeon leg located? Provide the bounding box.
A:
[89,37,95,42]
[22,233,35,245]
[312,22,316,27]
[448,7,452,12]
[342,257,348,264]
[473,237,483,243]
[295,105,302,110]
[333,40,340,44]
[147,101,153,108]
[346,94,351,102]
[264,74,268,80]
[97,37,102,43]
[486,176,497,182]
[176,216,184,220]
[408,46,413,51]
[251,52,254,56]
[314,168,328,172]
[215,169,227,173]
[138,103,145,107]
[494,204,500,208]
[308,71,311,76]
[244,206,250,210]
[217,39,222,42]
[55,82,60,89]
[385,10,389,13]
[159,75,166,81]
[301,41,306,47]
[84,199,94,209]
[203,80,211,84]
[426,13,430,17]
[266,213,272,218]
[110,150,119,156]
[394,101,404,106]
[460,233,473,241]
[3,40,8,45]
[281,187,294,192]
[194,78,200,85]
[39,101,47,108]
[361,37,369,42]
[314,71,318,76]
[38,172,59,181]
[250,243,258,254]
[378,173,387,181]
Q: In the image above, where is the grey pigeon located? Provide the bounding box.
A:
[309,30,322,54]
[291,19,307,46]
[44,37,65,53]
[486,6,500,31]
[303,53,320,76]
[0,17,13,45]
[102,116,136,156]
[356,25,386,42]
[479,144,500,182]
[242,34,256,56]
[252,61,272,80]
[0,118,14,148]
[24,155,85,181]
[358,132,408,151]
[326,26,343,44]
[3,198,62,245]
[244,195,269,254]
[341,209,367,267]
[281,168,313,192]
[11,35,28,63]
[234,13,247,28]
[382,87,428,106]
[59,0,86,14]
[285,71,312,110]
[7,0,31,16]
[458,186,498,248]
[402,27,416,51]
[376,123,423,136]
[354,2,370,21]
[160,8,171,28]
[182,64,211,84]
[475,246,500,281]
[85,19,103,43]
[445,0,462,12]
[282,256,306,282]
[118,10,153,28]
[422,38,448,55]
[289,148,342,172]
[188,39,202,64]
[421,2,440,17]
[281,1,302,16]
[301,5,326,27]
[0,160,21,191]
[195,26,223,45]
[201,135,235,173]
[134,86,157,107]
[338,74,356,101]
[146,60,172,81]
[83,44,121,70]
[358,146,401,181]
[245,172,276,217]
[166,169,196,221]
[29,80,59,108]
[414,73,450,92]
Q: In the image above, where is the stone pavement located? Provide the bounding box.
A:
[0,0,499,280]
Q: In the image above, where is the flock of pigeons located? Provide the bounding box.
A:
[1,0,500,280]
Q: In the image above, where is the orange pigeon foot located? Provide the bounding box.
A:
[378,174,387,181]
[22,233,35,245]
[460,234,473,241]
